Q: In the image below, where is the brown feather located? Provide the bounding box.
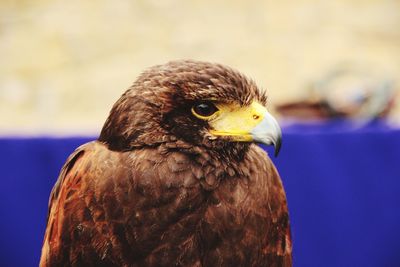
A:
[40,60,291,267]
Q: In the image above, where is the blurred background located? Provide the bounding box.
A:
[1,0,400,266]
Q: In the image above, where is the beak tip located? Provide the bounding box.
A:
[250,110,282,157]
[274,138,282,157]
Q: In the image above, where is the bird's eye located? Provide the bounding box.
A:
[192,102,219,118]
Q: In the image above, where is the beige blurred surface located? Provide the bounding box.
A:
[1,0,400,135]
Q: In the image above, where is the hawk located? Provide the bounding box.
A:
[40,60,292,267]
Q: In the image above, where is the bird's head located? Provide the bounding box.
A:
[99,60,282,157]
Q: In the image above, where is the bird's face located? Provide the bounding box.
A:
[188,100,282,156]
[99,60,282,156]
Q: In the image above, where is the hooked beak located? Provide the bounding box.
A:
[208,102,283,157]
[250,111,282,157]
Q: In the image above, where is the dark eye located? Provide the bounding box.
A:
[192,102,218,118]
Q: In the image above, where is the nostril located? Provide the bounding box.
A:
[253,114,260,120]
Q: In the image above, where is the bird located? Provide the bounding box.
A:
[40,60,292,267]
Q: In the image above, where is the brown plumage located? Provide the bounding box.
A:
[40,60,292,267]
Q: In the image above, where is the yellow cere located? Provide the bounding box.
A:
[209,102,267,141]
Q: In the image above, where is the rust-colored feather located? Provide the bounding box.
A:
[40,60,291,267]
[40,142,291,267]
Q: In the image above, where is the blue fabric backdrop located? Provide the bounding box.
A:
[1,121,399,267]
